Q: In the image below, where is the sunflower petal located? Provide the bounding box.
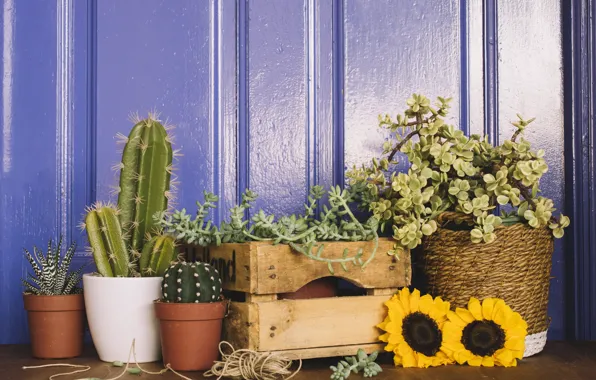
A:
[419,295,434,314]
[386,299,407,319]
[468,297,483,320]
[417,354,432,368]
[482,298,496,320]
[401,351,417,367]
[434,297,451,317]
[454,350,471,365]
[493,305,509,327]
[388,330,404,345]
[504,311,528,331]
[506,327,528,340]
[447,311,467,327]
[397,341,413,356]
[399,287,411,314]
[505,337,525,351]
[385,320,402,334]
[468,356,483,366]
[455,308,475,324]
[376,317,389,330]
[482,356,495,367]
[491,299,507,320]
[495,348,514,366]
[409,288,421,313]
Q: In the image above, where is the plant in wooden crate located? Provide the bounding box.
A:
[80,113,180,363]
[154,261,225,371]
[157,185,382,274]
[154,185,411,359]
[346,93,569,357]
[21,236,86,359]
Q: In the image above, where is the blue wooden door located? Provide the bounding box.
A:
[0,0,574,344]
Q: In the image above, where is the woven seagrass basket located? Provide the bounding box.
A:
[420,212,554,357]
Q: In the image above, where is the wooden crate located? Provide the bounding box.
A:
[183,238,410,359]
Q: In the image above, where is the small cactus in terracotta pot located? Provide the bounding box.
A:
[154,261,226,371]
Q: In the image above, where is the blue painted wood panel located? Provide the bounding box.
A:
[497,0,566,339]
[0,0,61,344]
[343,0,462,177]
[0,0,579,344]
[564,0,596,340]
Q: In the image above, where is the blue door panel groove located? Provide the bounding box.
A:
[0,0,583,343]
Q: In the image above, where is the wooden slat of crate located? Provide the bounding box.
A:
[252,343,385,360]
[222,294,394,358]
[187,238,410,294]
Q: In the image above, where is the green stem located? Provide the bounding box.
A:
[243,226,317,243]
[360,231,379,270]
[335,197,368,237]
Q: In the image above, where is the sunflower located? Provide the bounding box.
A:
[377,288,454,368]
[442,297,528,367]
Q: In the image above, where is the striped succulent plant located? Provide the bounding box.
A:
[21,236,85,295]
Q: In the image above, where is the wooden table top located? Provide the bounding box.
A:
[2,341,595,380]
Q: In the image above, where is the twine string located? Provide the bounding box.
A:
[21,364,92,380]
[204,341,302,380]
[22,340,301,380]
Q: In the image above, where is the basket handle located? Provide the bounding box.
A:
[436,212,475,226]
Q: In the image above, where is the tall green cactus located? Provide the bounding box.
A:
[140,235,178,277]
[161,262,222,303]
[116,115,174,255]
[84,203,130,277]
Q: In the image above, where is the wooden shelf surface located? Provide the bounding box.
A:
[2,341,595,380]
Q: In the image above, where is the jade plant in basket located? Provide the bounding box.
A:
[21,236,86,359]
[79,113,181,363]
[346,93,570,255]
[153,261,225,372]
[345,94,570,357]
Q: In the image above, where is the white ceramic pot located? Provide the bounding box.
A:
[83,273,162,363]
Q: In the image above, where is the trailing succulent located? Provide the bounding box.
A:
[161,262,222,303]
[346,94,570,255]
[330,349,382,380]
[155,185,380,274]
[21,236,85,295]
[81,113,180,277]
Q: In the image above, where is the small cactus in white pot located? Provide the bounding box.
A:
[81,113,180,363]
[154,261,226,372]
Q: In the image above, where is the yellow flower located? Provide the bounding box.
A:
[442,297,528,367]
[377,288,454,368]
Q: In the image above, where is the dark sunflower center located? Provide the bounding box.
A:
[461,320,506,356]
[402,311,442,357]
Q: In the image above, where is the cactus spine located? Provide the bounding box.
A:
[117,116,173,254]
[140,235,178,277]
[84,203,129,277]
[161,262,222,303]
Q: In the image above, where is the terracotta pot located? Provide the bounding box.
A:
[154,300,226,371]
[23,293,85,359]
[279,277,338,300]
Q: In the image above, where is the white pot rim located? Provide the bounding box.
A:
[83,273,162,282]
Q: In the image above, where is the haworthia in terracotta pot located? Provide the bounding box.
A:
[21,237,86,359]
[154,261,226,371]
